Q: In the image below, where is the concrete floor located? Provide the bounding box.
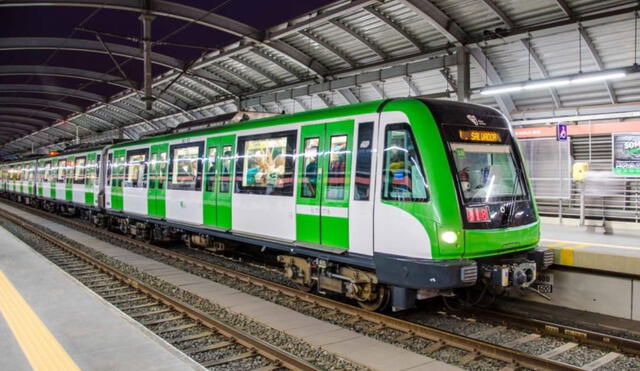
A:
[0,225,204,371]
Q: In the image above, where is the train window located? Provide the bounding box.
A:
[74,157,86,185]
[158,151,168,189]
[219,146,232,193]
[205,146,217,192]
[326,135,348,200]
[57,160,66,183]
[235,130,296,196]
[382,124,428,202]
[148,152,157,189]
[65,160,74,184]
[43,162,51,182]
[95,155,101,186]
[301,137,319,198]
[168,142,203,191]
[125,149,148,188]
[107,153,113,186]
[354,122,373,201]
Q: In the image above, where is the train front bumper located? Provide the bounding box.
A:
[373,252,478,290]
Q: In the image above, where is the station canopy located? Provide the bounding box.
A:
[0,0,639,158]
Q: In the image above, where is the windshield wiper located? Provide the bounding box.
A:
[504,168,522,226]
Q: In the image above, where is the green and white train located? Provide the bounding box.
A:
[0,98,552,310]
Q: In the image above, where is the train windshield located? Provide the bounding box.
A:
[450,142,524,203]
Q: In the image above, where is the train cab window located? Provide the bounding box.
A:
[326,135,348,200]
[354,122,373,201]
[301,137,319,198]
[382,124,428,202]
[168,143,203,191]
[74,157,86,185]
[57,160,66,183]
[236,130,296,196]
[125,149,148,188]
[205,146,217,192]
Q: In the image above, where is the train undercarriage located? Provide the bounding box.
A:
[2,193,550,312]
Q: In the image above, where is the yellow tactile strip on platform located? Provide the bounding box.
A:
[0,270,80,371]
[541,239,640,276]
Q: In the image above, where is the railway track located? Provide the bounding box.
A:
[3,199,640,370]
[0,209,318,371]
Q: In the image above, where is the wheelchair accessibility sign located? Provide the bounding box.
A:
[556,124,568,141]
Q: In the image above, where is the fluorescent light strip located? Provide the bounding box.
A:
[513,110,640,125]
[570,72,626,85]
[481,70,628,96]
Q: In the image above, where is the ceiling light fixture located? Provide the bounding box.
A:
[480,69,629,96]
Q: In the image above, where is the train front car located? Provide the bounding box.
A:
[375,99,552,310]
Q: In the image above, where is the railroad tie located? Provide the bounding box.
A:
[200,351,256,368]
[502,333,540,348]
[539,342,578,359]
[582,352,622,370]
[185,341,234,355]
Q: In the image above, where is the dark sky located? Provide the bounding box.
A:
[0,0,334,109]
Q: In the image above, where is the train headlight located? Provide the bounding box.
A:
[440,231,458,244]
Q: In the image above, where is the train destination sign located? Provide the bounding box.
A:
[458,129,501,143]
[613,133,640,176]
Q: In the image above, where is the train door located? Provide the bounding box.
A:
[296,121,353,249]
[111,150,125,210]
[148,144,168,218]
[203,135,235,229]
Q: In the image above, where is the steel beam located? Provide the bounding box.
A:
[266,40,328,77]
[229,56,283,85]
[0,65,137,89]
[402,76,420,96]
[370,82,386,98]
[267,0,378,40]
[298,30,356,68]
[481,0,561,107]
[0,0,262,40]
[0,107,61,121]
[0,115,48,128]
[579,25,616,103]
[400,0,516,118]
[0,38,184,70]
[0,84,105,103]
[364,6,424,52]
[330,20,386,59]
[316,93,334,108]
[0,121,41,131]
[240,54,457,107]
[0,97,82,113]
[338,88,359,104]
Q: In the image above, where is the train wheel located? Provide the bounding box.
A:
[357,286,390,312]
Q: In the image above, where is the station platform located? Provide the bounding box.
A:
[540,221,640,276]
[0,202,459,371]
[0,225,204,371]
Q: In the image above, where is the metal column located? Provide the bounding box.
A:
[139,7,155,111]
[456,46,470,102]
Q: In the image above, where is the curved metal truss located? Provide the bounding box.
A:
[0,0,638,155]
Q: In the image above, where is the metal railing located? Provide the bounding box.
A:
[533,160,640,223]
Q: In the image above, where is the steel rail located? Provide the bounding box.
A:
[0,199,581,371]
[0,208,318,371]
[460,308,640,356]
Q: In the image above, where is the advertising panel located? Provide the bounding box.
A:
[613,133,640,176]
